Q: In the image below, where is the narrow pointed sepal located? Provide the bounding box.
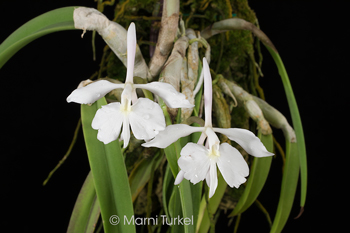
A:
[135,82,194,108]
[125,22,136,83]
[142,125,203,148]
[214,128,274,157]
[67,80,123,104]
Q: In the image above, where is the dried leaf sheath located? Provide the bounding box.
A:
[149,0,180,78]
[181,28,199,120]
[73,7,150,79]
[159,36,189,118]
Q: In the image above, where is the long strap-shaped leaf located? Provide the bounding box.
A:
[0,7,78,68]
[165,142,194,233]
[270,141,299,233]
[265,46,307,209]
[81,98,135,233]
[229,132,273,217]
[159,98,195,233]
[67,171,100,233]
[168,182,183,233]
[163,164,175,221]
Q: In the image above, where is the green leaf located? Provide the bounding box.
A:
[164,140,181,177]
[81,98,135,233]
[229,132,273,216]
[158,97,180,177]
[129,151,162,202]
[0,7,78,68]
[67,171,100,233]
[189,182,202,230]
[168,184,183,233]
[163,164,174,220]
[265,46,307,208]
[177,180,195,233]
[159,98,195,233]
[163,138,194,233]
[270,141,299,233]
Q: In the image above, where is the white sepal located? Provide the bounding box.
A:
[126,23,136,83]
[203,58,213,127]
[67,80,123,104]
[213,128,274,157]
[135,82,194,108]
[142,124,203,148]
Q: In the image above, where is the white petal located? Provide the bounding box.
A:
[67,80,123,104]
[142,124,203,148]
[135,82,194,108]
[91,102,124,144]
[174,170,185,185]
[213,128,274,157]
[216,143,249,188]
[129,98,165,140]
[208,162,218,198]
[178,143,211,184]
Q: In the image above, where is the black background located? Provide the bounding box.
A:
[0,1,346,232]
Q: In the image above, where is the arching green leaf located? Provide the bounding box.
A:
[0,7,78,68]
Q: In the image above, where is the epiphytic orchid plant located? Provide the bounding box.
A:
[0,1,307,233]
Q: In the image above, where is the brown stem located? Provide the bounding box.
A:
[148,0,180,78]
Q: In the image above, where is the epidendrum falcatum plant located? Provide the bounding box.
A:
[0,1,307,233]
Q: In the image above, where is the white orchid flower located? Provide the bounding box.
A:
[67,23,193,147]
[143,58,273,198]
